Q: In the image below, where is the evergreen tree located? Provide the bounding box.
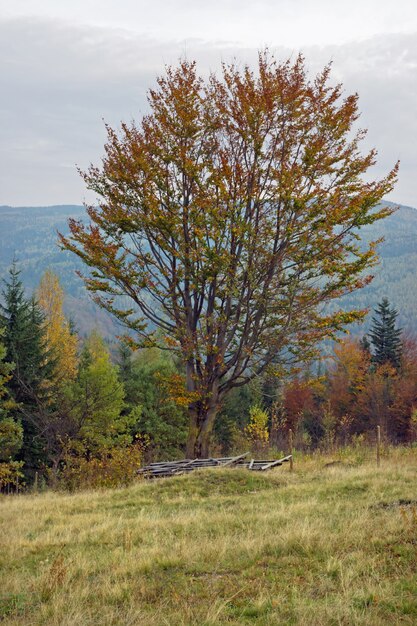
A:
[118,342,133,387]
[0,264,55,476]
[359,334,371,355]
[0,328,23,462]
[0,264,53,404]
[369,298,402,369]
[120,346,187,460]
[65,332,129,456]
[0,328,14,420]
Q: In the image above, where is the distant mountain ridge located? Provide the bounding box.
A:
[1,201,417,337]
[0,204,119,339]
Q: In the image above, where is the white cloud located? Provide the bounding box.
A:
[4,0,417,47]
[0,18,415,205]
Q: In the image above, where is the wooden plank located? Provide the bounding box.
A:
[171,458,199,475]
[221,452,249,467]
[258,455,292,471]
[139,452,294,479]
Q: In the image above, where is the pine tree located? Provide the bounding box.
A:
[0,328,13,420]
[0,328,23,462]
[0,263,54,476]
[369,298,402,369]
[0,265,51,402]
[359,335,371,355]
[118,342,133,386]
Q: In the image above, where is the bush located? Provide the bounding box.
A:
[0,418,23,461]
[58,443,144,491]
[0,460,25,493]
[245,406,269,454]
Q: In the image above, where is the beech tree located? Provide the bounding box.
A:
[60,53,398,457]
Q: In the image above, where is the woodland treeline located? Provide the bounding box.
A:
[0,264,416,492]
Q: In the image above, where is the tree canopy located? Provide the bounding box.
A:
[37,270,78,386]
[60,52,398,456]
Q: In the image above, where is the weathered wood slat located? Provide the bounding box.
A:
[137,453,291,478]
[220,452,249,467]
[258,455,293,471]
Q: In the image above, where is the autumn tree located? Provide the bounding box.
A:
[37,270,78,385]
[60,53,397,457]
[328,340,369,421]
[64,332,128,456]
[283,377,319,435]
[389,336,417,441]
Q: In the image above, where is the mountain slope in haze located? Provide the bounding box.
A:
[339,202,417,335]
[0,204,120,340]
[0,202,416,337]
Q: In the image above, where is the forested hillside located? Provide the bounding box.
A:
[1,201,417,335]
[340,201,417,334]
[0,205,119,339]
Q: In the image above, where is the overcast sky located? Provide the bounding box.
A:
[1,0,417,206]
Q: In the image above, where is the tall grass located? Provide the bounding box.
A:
[1,446,416,625]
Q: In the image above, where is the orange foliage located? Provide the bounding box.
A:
[37,271,78,385]
[60,53,398,457]
[283,379,317,432]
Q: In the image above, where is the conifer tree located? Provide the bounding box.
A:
[369,298,402,369]
[120,346,187,460]
[64,331,129,456]
[0,328,23,462]
[118,342,133,386]
[0,328,13,420]
[0,264,54,475]
[359,334,371,355]
[37,270,78,386]
[0,265,52,402]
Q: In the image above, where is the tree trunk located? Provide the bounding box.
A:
[185,359,220,458]
[186,404,218,458]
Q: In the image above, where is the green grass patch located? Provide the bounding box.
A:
[1,447,416,625]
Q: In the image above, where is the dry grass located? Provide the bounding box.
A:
[1,447,416,625]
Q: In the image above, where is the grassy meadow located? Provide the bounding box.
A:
[1,447,417,625]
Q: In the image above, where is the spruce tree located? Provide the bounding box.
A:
[0,264,54,476]
[0,328,23,462]
[0,328,13,420]
[359,334,371,355]
[369,298,402,369]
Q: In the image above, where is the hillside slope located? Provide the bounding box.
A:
[340,202,417,334]
[1,202,417,336]
[0,205,119,339]
[1,449,416,625]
